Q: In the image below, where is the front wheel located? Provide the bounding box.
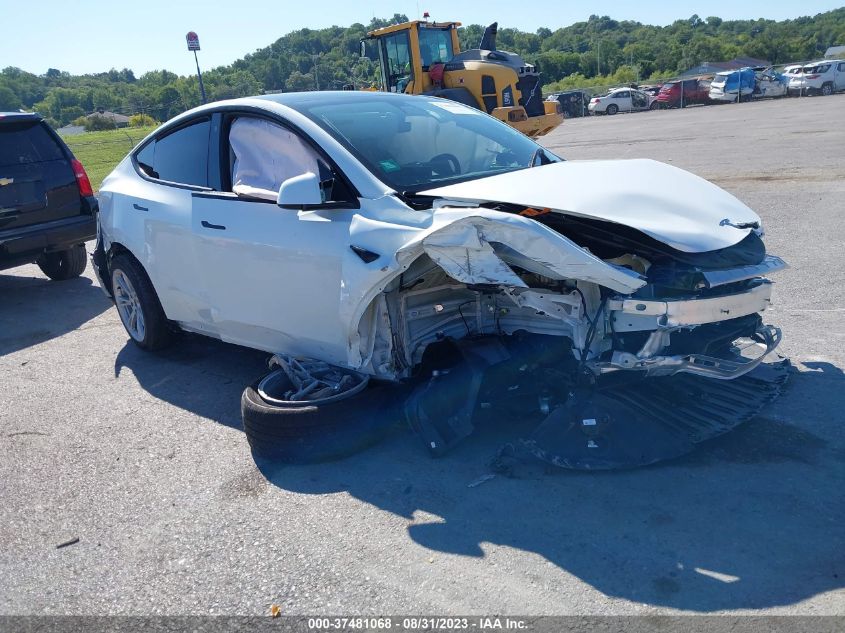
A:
[110,253,172,350]
[649,101,659,110]
[37,244,87,280]
[605,104,618,115]
[242,365,399,462]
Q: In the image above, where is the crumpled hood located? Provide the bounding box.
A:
[419,159,762,253]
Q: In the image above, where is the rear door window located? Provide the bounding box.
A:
[135,118,211,188]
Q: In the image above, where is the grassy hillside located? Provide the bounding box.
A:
[60,126,158,191]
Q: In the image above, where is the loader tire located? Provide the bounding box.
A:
[241,371,401,463]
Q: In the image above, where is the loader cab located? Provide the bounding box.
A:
[366,21,461,94]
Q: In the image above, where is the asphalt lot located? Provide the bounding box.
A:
[1,95,844,616]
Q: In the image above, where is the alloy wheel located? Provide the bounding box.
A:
[112,269,146,342]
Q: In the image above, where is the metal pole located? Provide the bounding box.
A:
[597,40,601,76]
[194,50,207,104]
[313,55,320,91]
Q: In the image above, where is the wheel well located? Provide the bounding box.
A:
[106,242,174,329]
[106,243,160,298]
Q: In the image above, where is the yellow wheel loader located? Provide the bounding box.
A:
[363,20,563,138]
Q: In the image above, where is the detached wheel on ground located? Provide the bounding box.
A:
[242,360,401,463]
[605,104,619,115]
[37,244,87,280]
[109,253,172,350]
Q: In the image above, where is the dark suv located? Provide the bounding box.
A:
[1,112,97,280]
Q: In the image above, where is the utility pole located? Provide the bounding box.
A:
[596,40,601,76]
[185,32,207,104]
[312,54,321,91]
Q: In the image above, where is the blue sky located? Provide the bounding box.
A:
[2,0,842,76]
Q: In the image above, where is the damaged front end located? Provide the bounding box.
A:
[358,198,788,469]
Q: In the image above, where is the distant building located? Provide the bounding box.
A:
[824,45,845,59]
[85,108,130,128]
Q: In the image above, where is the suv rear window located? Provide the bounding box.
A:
[0,121,65,168]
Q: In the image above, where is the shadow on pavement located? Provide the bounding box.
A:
[0,272,111,356]
[252,361,845,611]
[114,335,268,430]
[109,321,844,611]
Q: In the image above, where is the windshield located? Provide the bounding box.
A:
[291,95,561,192]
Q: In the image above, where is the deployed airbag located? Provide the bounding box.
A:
[230,117,321,201]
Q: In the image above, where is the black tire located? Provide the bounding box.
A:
[37,244,87,280]
[649,101,659,110]
[821,83,833,96]
[109,253,172,351]
[605,104,619,115]
[242,372,401,463]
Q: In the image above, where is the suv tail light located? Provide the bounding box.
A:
[71,158,94,197]
[592,98,601,103]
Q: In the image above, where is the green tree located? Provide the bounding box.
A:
[285,71,315,92]
[0,85,20,110]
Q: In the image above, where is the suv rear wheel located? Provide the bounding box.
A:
[110,253,172,350]
[821,83,833,96]
[37,244,87,280]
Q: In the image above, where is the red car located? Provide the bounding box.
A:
[656,79,710,107]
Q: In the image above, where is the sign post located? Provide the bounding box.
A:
[186,31,207,104]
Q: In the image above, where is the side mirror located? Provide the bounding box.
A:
[277,172,323,209]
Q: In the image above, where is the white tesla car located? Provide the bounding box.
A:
[93,91,787,468]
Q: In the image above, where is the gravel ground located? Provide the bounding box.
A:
[1,94,843,616]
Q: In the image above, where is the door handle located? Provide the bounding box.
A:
[201,220,226,230]
[133,203,148,211]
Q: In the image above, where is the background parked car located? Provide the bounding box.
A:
[788,60,845,96]
[0,112,97,279]
[638,85,662,97]
[656,79,710,107]
[546,90,588,118]
[709,68,757,102]
[588,88,658,115]
[752,68,788,98]
[781,64,804,86]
